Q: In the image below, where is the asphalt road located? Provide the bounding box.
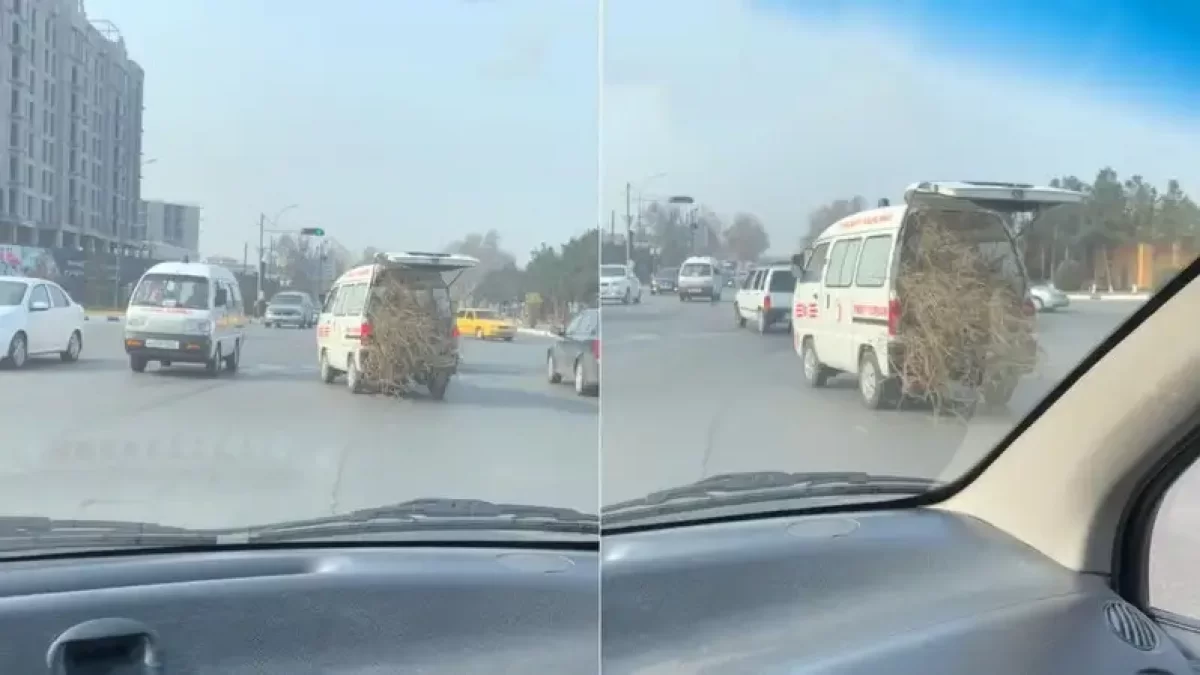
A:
[600,292,1139,505]
[0,322,598,529]
[602,291,1200,614]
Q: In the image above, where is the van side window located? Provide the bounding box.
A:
[322,287,340,314]
[800,243,829,283]
[341,284,368,316]
[332,286,352,317]
[826,238,862,288]
[854,235,893,288]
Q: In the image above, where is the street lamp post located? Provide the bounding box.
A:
[256,204,298,303]
[624,173,667,266]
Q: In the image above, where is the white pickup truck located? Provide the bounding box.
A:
[733,263,795,333]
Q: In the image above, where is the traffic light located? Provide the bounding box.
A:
[300,227,325,236]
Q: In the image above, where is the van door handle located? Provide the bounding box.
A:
[811,293,818,300]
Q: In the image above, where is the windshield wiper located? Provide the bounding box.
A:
[246,498,599,542]
[603,471,941,515]
[0,516,221,553]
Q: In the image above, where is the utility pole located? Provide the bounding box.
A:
[624,181,632,265]
[255,213,265,302]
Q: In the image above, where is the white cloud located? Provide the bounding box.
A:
[602,1,1200,251]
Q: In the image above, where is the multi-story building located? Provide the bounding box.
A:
[0,0,143,252]
[134,198,200,261]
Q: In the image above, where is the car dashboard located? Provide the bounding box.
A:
[601,508,1190,674]
[0,543,598,674]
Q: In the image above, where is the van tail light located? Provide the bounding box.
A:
[762,295,771,312]
[1021,297,1037,316]
[887,296,901,336]
[359,321,373,343]
[451,324,460,339]
[591,339,601,360]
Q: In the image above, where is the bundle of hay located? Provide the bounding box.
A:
[361,278,451,395]
[893,209,1040,414]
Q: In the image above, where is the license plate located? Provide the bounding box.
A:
[689,288,703,294]
[145,339,179,350]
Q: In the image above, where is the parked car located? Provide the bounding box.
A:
[1029,283,1070,311]
[547,308,599,396]
[265,291,318,328]
[650,267,678,295]
[0,276,85,369]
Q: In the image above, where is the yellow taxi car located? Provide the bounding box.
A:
[455,308,517,341]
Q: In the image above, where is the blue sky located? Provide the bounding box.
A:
[85,0,1198,262]
[603,0,1200,254]
[85,0,598,264]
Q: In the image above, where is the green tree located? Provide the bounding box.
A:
[723,212,770,262]
[802,196,867,248]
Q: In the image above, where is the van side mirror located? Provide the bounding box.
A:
[214,289,228,306]
[791,252,808,268]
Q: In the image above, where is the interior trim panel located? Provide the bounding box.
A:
[0,545,598,674]
[601,509,1190,674]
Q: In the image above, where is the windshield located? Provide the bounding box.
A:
[599,2,1199,539]
[601,265,626,278]
[130,274,210,310]
[0,2,599,559]
[0,281,26,306]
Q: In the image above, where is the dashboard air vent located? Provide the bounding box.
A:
[1104,600,1159,651]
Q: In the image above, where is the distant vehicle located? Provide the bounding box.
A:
[677,256,723,302]
[547,308,599,396]
[456,307,517,341]
[124,261,247,375]
[1029,283,1070,312]
[650,267,678,295]
[600,264,642,304]
[316,251,478,401]
[734,263,795,333]
[0,276,85,369]
[791,180,1083,409]
[264,290,318,328]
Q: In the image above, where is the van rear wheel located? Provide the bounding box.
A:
[428,371,450,401]
[801,339,829,388]
[347,357,365,394]
[858,350,900,410]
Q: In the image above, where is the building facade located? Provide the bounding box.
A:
[135,199,200,261]
[0,0,143,252]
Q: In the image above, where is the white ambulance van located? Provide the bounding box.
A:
[790,181,1085,409]
[124,261,247,375]
[316,251,478,400]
